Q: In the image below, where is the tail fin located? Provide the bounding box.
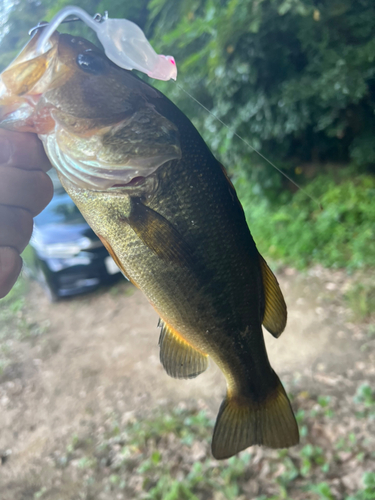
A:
[211,375,299,460]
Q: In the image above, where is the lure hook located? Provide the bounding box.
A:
[29,16,82,36]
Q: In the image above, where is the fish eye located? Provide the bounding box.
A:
[76,53,106,74]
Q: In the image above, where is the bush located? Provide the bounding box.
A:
[147,0,375,192]
[235,168,375,270]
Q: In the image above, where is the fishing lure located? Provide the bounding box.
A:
[32,6,177,81]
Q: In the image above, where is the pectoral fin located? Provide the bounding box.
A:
[158,319,208,379]
[259,255,287,338]
[124,199,195,267]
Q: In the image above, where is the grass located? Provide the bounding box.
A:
[39,379,375,500]
[234,168,375,322]
[0,275,49,376]
[0,275,50,339]
[235,168,375,272]
[345,277,375,322]
[353,384,375,419]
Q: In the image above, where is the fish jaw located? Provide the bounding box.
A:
[0,96,36,132]
[0,29,68,133]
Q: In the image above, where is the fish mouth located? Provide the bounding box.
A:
[0,29,62,132]
[0,92,43,132]
[0,102,32,129]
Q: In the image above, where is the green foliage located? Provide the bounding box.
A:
[345,278,375,321]
[51,391,375,500]
[300,444,326,476]
[116,408,214,449]
[0,277,27,340]
[0,276,50,346]
[0,0,45,69]
[346,473,375,500]
[309,482,335,500]
[147,0,375,187]
[33,487,47,499]
[354,383,375,413]
[236,169,375,269]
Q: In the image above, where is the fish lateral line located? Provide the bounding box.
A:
[175,82,322,211]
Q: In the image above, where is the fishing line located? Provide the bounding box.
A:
[176,82,322,210]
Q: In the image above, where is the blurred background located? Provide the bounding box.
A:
[0,1,374,499]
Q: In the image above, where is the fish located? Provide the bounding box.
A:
[0,28,299,459]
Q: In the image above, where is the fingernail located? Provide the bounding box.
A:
[0,137,11,163]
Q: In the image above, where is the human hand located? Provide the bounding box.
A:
[0,130,53,298]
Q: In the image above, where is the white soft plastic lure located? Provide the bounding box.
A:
[35,6,177,81]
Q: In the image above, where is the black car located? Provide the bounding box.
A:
[23,172,121,301]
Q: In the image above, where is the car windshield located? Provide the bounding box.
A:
[35,171,86,226]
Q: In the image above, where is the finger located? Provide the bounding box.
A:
[0,206,33,254]
[0,129,51,172]
[0,247,22,299]
[0,165,53,216]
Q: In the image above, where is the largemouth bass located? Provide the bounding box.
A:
[0,29,299,459]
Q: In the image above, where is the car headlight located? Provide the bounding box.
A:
[33,235,102,258]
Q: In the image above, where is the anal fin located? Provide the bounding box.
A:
[158,319,208,379]
[259,254,287,338]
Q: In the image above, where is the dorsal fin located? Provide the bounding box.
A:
[158,319,208,379]
[259,255,287,338]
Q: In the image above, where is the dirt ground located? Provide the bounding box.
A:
[0,266,372,498]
